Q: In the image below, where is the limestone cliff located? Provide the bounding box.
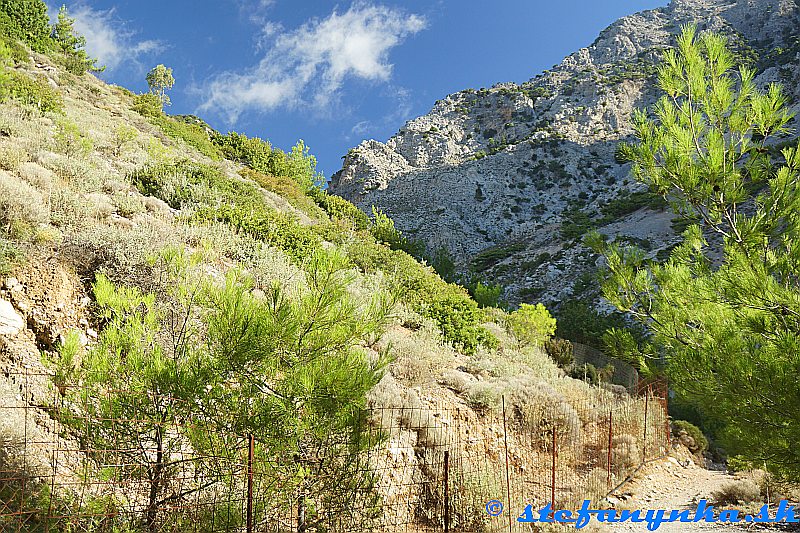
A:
[330,0,800,307]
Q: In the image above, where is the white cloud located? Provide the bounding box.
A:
[346,85,415,141]
[57,3,161,72]
[200,1,426,123]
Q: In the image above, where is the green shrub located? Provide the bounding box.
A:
[131,92,163,117]
[471,281,502,308]
[243,168,326,219]
[0,236,20,276]
[150,114,223,160]
[1,70,63,113]
[470,242,526,271]
[54,119,93,157]
[193,204,320,263]
[507,303,556,348]
[555,300,640,346]
[0,34,28,64]
[672,420,709,455]
[131,161,323,263]
[544,337,573,367]
[346,237,492,354]
[598,191,667,223]
[0,0,53,52]
[308,187,369,230]
[568,362,599,384]
[370,206,424,257]
[130,160,243,209]
[426,292,485,354]
[111,124,138,156]
[212,132,323,191]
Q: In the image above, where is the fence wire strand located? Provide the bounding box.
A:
[0,370,669,532]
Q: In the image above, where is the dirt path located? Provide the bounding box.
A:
[607,455,745,532]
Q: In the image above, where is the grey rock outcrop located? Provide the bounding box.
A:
[330,0,800,307]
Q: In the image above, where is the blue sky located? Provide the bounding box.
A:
[60,0,666,178]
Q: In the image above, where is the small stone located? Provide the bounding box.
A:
[86,328,98,339]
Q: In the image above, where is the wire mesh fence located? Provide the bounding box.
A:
[0,369,669,532]
[571,342,640,392]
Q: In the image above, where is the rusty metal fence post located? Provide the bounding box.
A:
[501,396,512,533]
[606,411,613,488]
[443,450,450,532]
[247,434,254,533]
[642,388,650,459]
[551,427,557,509]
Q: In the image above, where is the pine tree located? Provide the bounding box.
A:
[52,5,103,74]
[588,25,800,478]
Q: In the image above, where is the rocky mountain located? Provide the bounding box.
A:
[330,0,800,308]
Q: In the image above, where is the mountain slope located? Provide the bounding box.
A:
[330,0,800,308]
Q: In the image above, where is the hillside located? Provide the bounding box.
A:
[329,0,800,311]
[0,5,676,532]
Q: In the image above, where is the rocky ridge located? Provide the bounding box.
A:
[330,0,800,307]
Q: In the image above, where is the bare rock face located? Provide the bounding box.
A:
[0,298,24,336]
[330,0,800,307]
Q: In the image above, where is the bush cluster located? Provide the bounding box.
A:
[544,337,573,367]
[150,114,223,160]
[346,237,496,354]
[0,0,51,52]
[130,160,320,263]
[308,187,369,230]
[1,70,63,114]
[211,132,322,191]
[672,420,709,456]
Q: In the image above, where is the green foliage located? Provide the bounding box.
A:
[0,30,28,64]
[370,206,425,257]
[54,272,202,531]
[601,327,658,377]
[544,337,573,367]
[111,124,138,156]
[470,242,526,271]
[0,70,63,113]
[428,245,457,283]
[672,420,709,455]
[242,167,325,219]
[146,64,174,106]
[426,292,485,354]
[212,132,323,191]
[346,237,494,354]
[53,118,93,157]
[308,187,368,229]
[131,92,163,116]
[554,300,636,347]
[52,5,103,74]
[130,160,320,262]
[52,249,391,530]
[507,303,556,348]
[598,190,667,223]
[560,205,594,240]
[0,236,20,276]
[0,0,52,52]
[194,204,320,263]
[470,281,503,308]
[198,247,392,529]
[595,25,800,478]
[568,362,599,385]
[149,113,223,160]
